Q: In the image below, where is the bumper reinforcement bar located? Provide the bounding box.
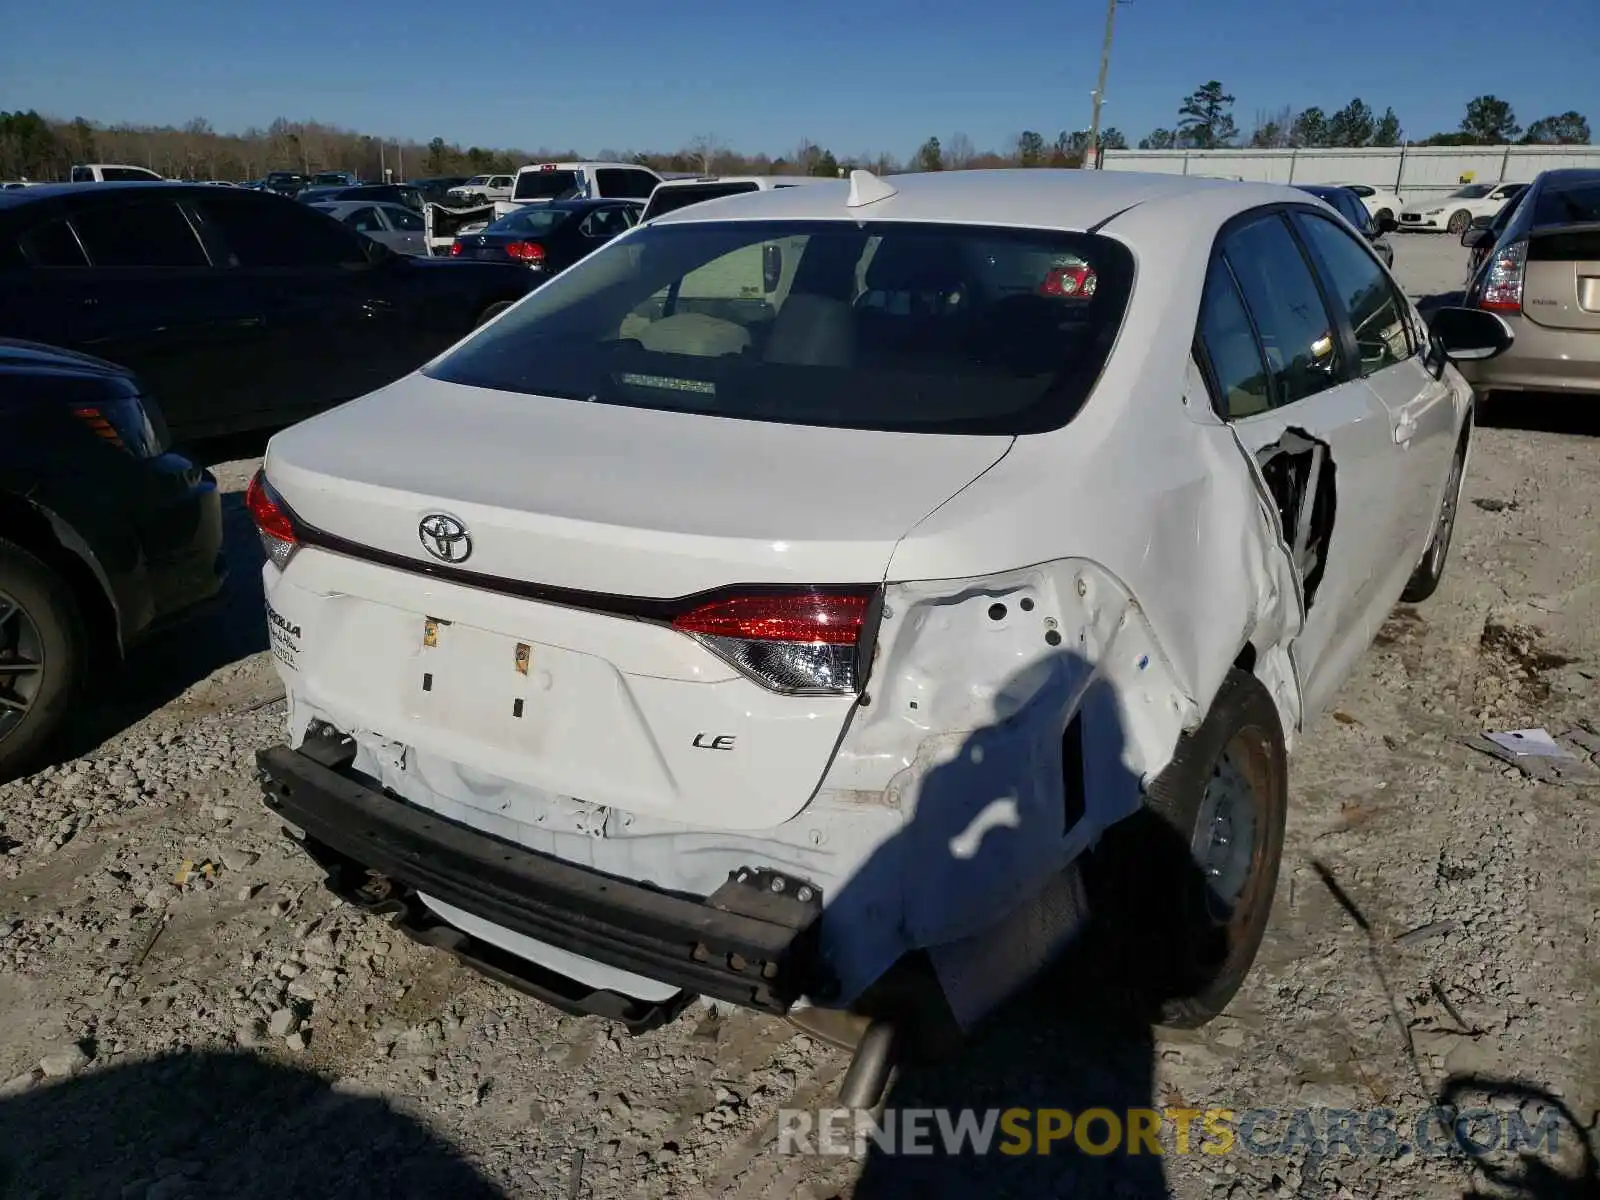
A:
[256,743,829,1018]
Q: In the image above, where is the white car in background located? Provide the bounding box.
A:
[445,174,514,206]
[1399,181,1528,234]
[251,169,1511,1104]
[310,200,429,256]
[1331,183,1405,224]
[495,161,662,220]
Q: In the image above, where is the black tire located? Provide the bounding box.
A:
[1375,207,1393,224]
[0,539,87,781]
[1447,209,1472,235]
[1401,430,1468,603]
[475,300,515,328]
[1081,668,1288,1028]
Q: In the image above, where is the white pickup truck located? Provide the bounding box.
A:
[445,174,515,206]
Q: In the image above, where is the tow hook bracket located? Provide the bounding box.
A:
[709,866,822,930]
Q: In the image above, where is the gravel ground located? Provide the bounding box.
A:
[1,234,1596,1200]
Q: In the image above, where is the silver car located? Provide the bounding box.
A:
[310,200,428,256]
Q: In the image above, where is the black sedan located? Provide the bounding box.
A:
[1293,184,1397,268]
[450,198,642,274]
[0,183,541,444]
[1,340,225,778]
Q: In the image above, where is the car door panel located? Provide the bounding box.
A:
[1291,209,1456,586]
[1199,212,1410,721]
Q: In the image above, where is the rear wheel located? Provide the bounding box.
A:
[0,539,86,780]
[1447,209,1473,235]
[1401,433,1468,603]
[1081,668,1287,1028]
[1375,207,1394,224]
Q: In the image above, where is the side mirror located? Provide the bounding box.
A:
[1428,306,1514,365]
[762,243,784,292]
[1461,227,1488,249]
[1374,213,1398,234]
[1470,214,1494,229]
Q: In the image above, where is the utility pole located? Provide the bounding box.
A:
[1085,0,1123,169]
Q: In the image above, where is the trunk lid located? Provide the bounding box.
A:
[1522,225,1600,333]
[266,372,1010,596]
[263,373,1010,830]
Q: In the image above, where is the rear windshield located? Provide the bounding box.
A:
[1532,179,1600,227]
[487,208,574,236]
[1528,228,1600,261]
[644,182,759,221]
[426,220,1134,435]
[514,169,580,201]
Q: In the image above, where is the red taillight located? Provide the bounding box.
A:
[449,240,464,256]
[1478,239,1527,313]
[71,406,125,449]
[672,591,874,694]
[1041,263,1098,299]
[246,470,299,569]
[505,241,545,265]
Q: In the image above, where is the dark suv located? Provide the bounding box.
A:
[0,184,540,443]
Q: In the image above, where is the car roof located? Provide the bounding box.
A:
[513,161,655,173]
[500,197,640,214]
[650,175,830,190]
[0,180,229,209]
[646,169,1309,232]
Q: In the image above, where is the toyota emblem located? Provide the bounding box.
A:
[418,513,472,563]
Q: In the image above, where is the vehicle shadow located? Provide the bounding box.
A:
[48,490,268,764]
[0,1049,503,1200]
[809,650,1231,1197]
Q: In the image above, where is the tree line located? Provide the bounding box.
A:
[0,109,1132,184]
[1137,84,1590,151]
[2,94,1588,185]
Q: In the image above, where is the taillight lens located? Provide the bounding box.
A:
[246,470,299,570]
[1041,263,1097,299]
[1478,239,1526,313]
[71,396,161,457]
[449,240,463,256]
[505,241,546,266]
[672,590,874,695]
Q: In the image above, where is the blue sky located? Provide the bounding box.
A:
[2,0,1595,159]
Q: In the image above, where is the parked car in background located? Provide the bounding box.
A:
[0,339,225,779]
[638,175,829,222]
[69,164,164,184]
[252,171,1509,1103]
[310,171,359,188]
[445,175,515,206]
[449,197,641,271]
[1458,168,1600,400]
[498,162,662,219]
[327,183,425,212]
[1400,181,1527,234]
[0,184,541,443]
[294,186,349,206]
[1293,184,1396,268]
[262,171,310,198]
[407,176,470,206]
[312,200,428,256]
[1331,184,1405,224]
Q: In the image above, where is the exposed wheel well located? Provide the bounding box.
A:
[0,491,120,672]
[1233,643,1257,676]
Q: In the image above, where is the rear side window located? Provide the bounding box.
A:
[194,197,366,268]
[427,220,1135,435]
[388,207,423,231]
[1293,212,1411,375]
[644,182,758,221]
[1532,179,1600,227]
[19,219,90,267]
[1197,258,1271,419]
[1221,214,1341,406]
[70,166,94,183]
[343,206,385,233]
[103,167,161,182]
[514,169,579,201]
[71,202,209,267]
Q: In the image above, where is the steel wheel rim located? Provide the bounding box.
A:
[0,591,45,741]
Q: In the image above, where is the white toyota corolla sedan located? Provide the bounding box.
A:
[249,169,1511,1101]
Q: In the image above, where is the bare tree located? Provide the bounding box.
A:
[944,132,976,170]
[687,133,724,174]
